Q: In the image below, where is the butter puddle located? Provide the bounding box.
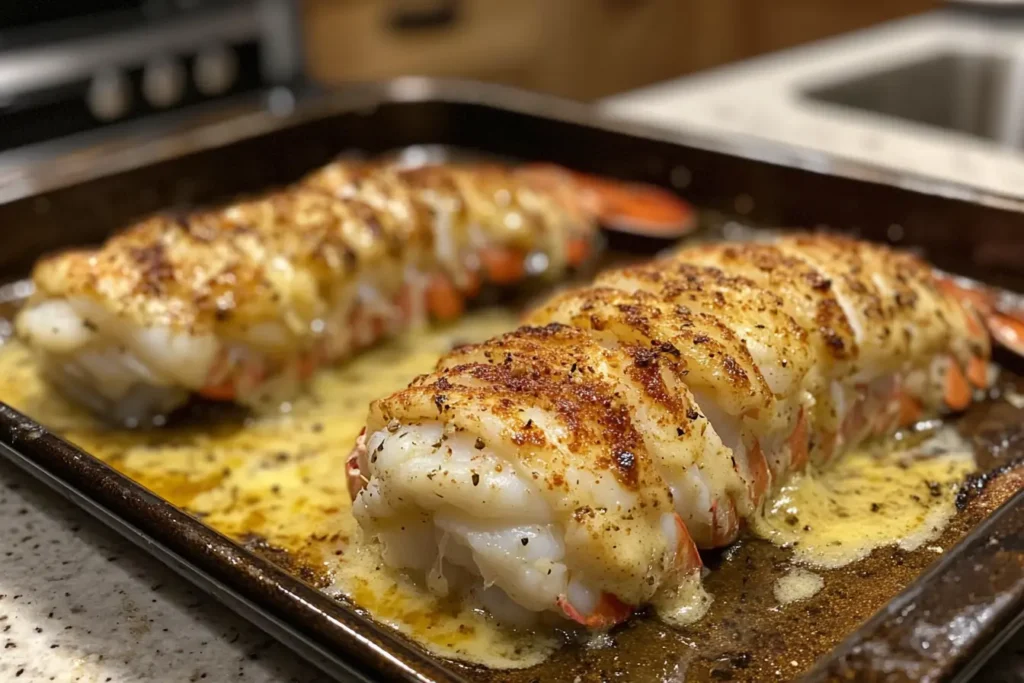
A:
[1004,386,1024,410]
[654,572,714,628]
[324,533,559,669]
[753,427,975,569]
[773,568,824,606]
[0,309,554,669]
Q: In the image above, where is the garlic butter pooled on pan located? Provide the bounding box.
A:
[754,425,976,569]
[20,159,693,426]
[347,233,1023,630]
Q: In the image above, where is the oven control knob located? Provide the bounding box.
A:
[194,44,238,96]
[87,69,131,121]
[143,56,186,108]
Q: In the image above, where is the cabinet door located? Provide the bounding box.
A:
[304,0,548,84]
[738,0,937,57]
[302,0,937,100]
[533,0,745,100]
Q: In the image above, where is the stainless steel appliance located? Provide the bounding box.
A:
[805,6,1024,150]
[0,0,302,153]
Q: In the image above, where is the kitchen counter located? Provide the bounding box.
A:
[0,462,329,682]
[602,11,1024,201]
[5,11,1024,682]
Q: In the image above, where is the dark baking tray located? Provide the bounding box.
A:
[0,79,1023,683]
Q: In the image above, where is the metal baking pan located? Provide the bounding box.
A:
[0,79,1022,683]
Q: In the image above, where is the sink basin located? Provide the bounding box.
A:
[805,49,1024,149]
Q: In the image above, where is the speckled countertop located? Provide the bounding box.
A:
[0,462,329,682]
[5,11,1024,683]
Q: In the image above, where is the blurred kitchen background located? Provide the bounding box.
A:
[20,0,1024,200]
[0,0,938,150]
[300,0,936,99]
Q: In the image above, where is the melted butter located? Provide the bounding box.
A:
[1004,386,1024,410]
[652,571,713,628]
[0,309,558,669]
[326,533,558,668]
[773,568,824,606]
[752,428,976,569]
[0,309,984,657]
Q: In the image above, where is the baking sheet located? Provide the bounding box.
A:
[1,82,1023,682]
[2,275,1022,683]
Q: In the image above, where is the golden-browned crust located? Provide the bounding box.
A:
[309,161,589,250]
[528,285,774,423]
[601,258,814,383]
[372,322,682,601]
[403,324,665,493]
[681,241,859,364]
[770,234,983,373]
[374,231,985,506]
[609,261,807,350]
[422,316,751,518]
[31,215,286,335]
[364,232,991,607]
[26,161,592,347]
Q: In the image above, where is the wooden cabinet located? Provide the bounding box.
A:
[304,0,551,87]
[735,0,940,57]
[529,0,748,101]
[302,0,937,101]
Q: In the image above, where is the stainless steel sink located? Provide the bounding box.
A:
[806,48,1024,149]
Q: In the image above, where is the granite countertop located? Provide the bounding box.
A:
[0,461,329,682]
[5,11,1024,683]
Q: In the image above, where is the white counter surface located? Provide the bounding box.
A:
[5,11,1024,682]
[602,12,1024,200]
[0,462,328,682]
